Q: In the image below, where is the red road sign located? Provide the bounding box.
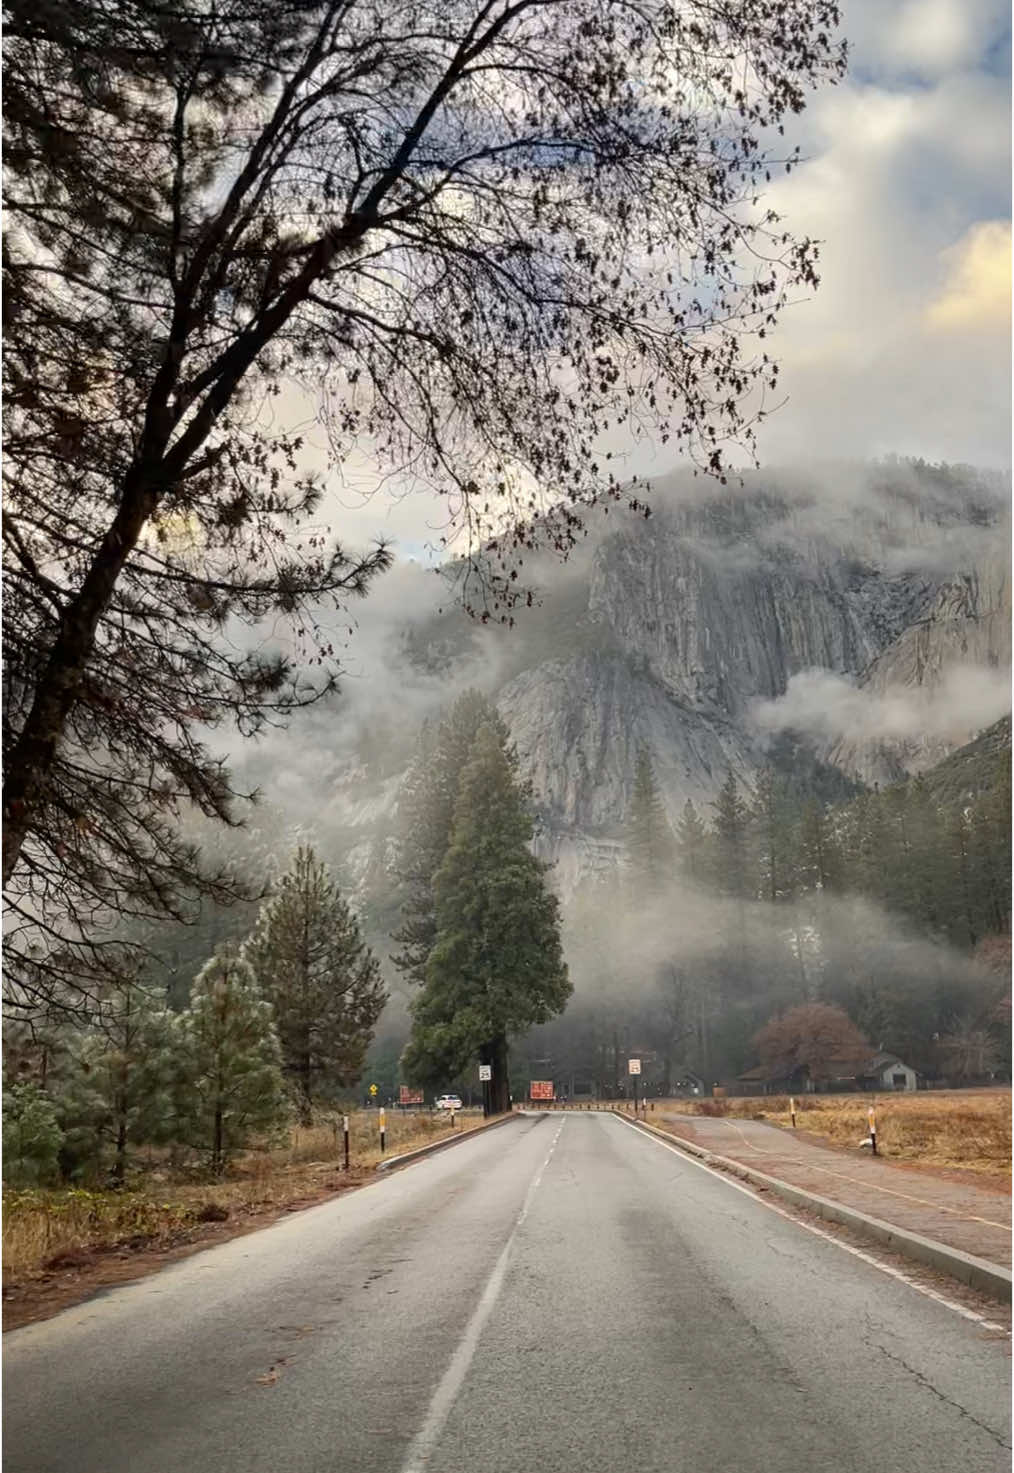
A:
[529,1080,555,1101]
[399,1086,424,1105]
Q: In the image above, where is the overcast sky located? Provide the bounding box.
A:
[308,0,1010,564]
[755,0,1011,469]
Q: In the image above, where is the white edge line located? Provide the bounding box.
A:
[398,1118,566,1472]
[612,1113,1009,1335]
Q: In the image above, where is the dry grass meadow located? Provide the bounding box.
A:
[3,1109,481,1284]
[670,1089,1012,1176]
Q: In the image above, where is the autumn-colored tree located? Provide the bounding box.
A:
[753,1002,870,1081]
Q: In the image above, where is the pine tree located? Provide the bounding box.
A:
[2,1082,64,1186]
[625,747,674,892]
[392,692,508,987]
[244,847,386,1124]
[57,976,176,1185]
[711,771,749,898]
[177,949,287,1176]
[674,799,709,885]
[945,805,978,949]
[403,723,570,1114]
[969,760,1012,938]
[750,766,796,904]
[797,798,839,895]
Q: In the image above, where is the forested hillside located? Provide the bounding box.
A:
[513,723,1011,1096]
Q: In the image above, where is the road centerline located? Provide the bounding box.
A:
[397,1118,565,1473]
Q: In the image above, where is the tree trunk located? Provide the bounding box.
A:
[213,1103,224,1177]
[2,460,164,885]
[1,213,373,890]
[299,1050,313,1127]
[488,1034,510,1115]
[112,1103,128,1188]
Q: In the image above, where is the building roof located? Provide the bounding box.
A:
[738,1051,913,1084]
[866,1052,906,1071]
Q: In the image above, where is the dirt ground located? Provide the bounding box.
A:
[3,1114,501,1332]
[2,1165,372,1332]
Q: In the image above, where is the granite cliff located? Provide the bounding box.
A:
[241,460,1010,898]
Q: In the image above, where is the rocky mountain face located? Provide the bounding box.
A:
[469,464,1009,880]
[257,460,1009,902]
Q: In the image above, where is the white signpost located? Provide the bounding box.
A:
[628,1057,641,1114]
[478,1062,493,1119]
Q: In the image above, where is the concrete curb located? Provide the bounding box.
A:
[376,1111,519,1172]
[617,1113,1013,1303]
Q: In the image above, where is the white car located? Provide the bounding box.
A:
[435,1094,463,1112]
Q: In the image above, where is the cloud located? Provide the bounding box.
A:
[926,220,1011,332]
[751,664,1011,747]
[873,0,994,78]
[751,0,1011,471]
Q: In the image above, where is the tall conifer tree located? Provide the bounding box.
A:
[177,949,287,1175]
[59,975,175,1184]
[403,723,570,1113]
[392,692,508,986]
[245,846,385,1123]
[625,747,674,892]
[712,771,750,899]
[674,798,709,884]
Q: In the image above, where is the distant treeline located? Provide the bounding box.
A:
[513,724,1010,1094]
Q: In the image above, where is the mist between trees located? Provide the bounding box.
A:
[2,0,846,1029]
[6,679,1008,1193]
[515,748,1010,1095]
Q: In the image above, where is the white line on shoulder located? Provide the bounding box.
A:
[612,1112,1008,1335]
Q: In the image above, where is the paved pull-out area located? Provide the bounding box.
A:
[4,1113,1010,1473]
[654,1112,1012,1268]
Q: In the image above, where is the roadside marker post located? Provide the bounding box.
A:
[343,1114,350,1172]
[790,1096,797,1129]
[379,1107,386,1155]
[868,1105,877,1156]
[628,1057,641,1118]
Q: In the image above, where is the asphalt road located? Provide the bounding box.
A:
[4,1113,1010,1473]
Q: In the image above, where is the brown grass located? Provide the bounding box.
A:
[2,1109,480,1281]
[668,1090,1012,1174]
